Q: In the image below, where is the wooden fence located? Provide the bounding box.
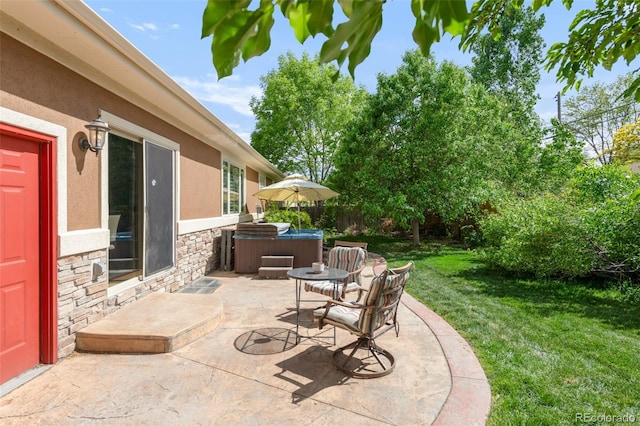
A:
[301,206,476,240]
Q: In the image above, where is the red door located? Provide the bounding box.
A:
[0,135,40,384]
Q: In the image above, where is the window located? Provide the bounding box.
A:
[259,174,266,189]
[108,134,175,286]
[223,160,244,215]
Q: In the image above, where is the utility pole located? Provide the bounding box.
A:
[555,91,562,123]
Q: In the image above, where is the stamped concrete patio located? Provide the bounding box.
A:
[0,262,490,425]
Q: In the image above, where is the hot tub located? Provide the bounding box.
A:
[234,224,323,274]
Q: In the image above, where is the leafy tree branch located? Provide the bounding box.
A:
[202,0,640,100]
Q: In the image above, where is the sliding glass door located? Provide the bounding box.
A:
[108,134,175,285]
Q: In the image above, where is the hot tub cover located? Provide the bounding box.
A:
[235,222,290,237]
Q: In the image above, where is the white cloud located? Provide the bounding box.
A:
[128,22,158,32]
[171,24,180,30]
[172,75,262,117]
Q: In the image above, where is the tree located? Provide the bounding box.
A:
[544,0,640,101]
[469,5,582,193]
[467,4,556,193]
[201,0,640,100]
[331,51,503,245]
[536,120,585,191]
[331,50,581,243]
[610,118,640,165]
[469,5,545,119]
[249,52,366,182]
[563,74,640,164]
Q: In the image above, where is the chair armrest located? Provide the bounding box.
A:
[342,265,366,298]
[348,264,366,279]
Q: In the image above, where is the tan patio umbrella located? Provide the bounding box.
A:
[253,174,339,229]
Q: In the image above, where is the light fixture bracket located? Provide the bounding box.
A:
[78,137,95,153]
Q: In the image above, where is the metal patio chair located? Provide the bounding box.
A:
[314,261,414,378]
[304,246,367,301]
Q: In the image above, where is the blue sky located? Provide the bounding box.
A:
[84,0,632,142]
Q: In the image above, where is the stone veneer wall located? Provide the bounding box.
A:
[57,227,222,357]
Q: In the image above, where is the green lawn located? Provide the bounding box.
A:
[350,236,640,425]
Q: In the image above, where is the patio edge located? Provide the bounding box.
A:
[401,293,491,426]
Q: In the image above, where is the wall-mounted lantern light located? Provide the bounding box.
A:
[79,115,109,156]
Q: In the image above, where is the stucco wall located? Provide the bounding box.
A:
[245,166,260,213]
[180,139,222,219]
[1,33,101,230]
[1,33,227,228]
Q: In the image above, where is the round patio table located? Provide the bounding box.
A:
[287,267,348,344]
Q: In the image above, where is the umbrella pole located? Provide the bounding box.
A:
[297,191,301,229]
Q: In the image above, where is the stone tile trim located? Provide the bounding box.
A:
[401,293,492,426]
[57,251,108,357]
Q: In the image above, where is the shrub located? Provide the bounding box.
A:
[583,197,640,279]
[315,203,338,232]
[568,164,639,202]
[264,206,312,229]
[481,195,595,277]
[480,165,640,283]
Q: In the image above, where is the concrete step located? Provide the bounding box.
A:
[76,292,222,354]
[260,255,294,267]
[258,266,293,279]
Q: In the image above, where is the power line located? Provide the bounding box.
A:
[541,103,639,140]
[560,102,638,128]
